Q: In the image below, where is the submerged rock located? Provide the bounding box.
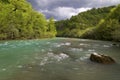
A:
[90,53,115,64]
[112,43,117,46]
[112,43,119,47]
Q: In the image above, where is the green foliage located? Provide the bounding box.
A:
[56,4,120,41]
[0,0,56,40]
[47,18,57,37]
[0,0,9,3]
[112,27,120,41]
[55,6,115,38]
[82,4,120,41]
[82,19,120,40]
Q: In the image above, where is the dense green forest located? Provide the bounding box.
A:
[82,5,120,41]
[0,0,120,41]
[55,5,120,41]
[0,0,56,40]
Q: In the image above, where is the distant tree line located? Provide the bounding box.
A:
[0,0,120,41]
[0,0,56,40]
[55,5,120,41]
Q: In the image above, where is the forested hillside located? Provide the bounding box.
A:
[0,0,56,40]
[82,4,120,41]
[55,6,115,38]
[56,5,120,42]
[0,0,120,41]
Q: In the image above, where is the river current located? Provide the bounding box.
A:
[0,38,120,80]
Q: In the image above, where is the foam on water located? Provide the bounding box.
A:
[4,42,9,46]
[39,52,69,66]
[46,42,50,44]
[0,38,120,80]
[80,43,85,46]
[17,65,23,68]
[80,43,90,47]
[53,43,61,47]
[28,66,32,69]
[80,56,89,61]
[70,48,83,52]
[64,42,71,46]
[103,45,111,48]
[39,57,48,66]
[88,49,95,52]
[47,52,69,61]
[59,53,69,58]
[41,49,45,52]
[79,53,91,61]
[0,42,9,47]
[2,68,7,71]
[53,42,71,48]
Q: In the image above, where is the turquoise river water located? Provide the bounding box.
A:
[0,38,120,80]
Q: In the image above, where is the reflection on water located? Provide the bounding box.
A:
[0,38,120,80]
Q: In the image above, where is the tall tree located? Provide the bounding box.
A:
[0,0,56,40]
[47,18,57,37]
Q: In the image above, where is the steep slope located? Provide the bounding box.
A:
[55,6,115,38]
[82,4,120,41]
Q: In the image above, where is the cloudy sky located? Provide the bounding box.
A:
[27,0,120,20]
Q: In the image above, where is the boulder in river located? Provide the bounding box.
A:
[90,53,115,64]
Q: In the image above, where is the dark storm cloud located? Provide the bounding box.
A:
[27,0,120,20]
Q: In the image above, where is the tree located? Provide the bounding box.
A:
[55,5,115,38]
[47,18,57,37]
[0,0,56,40]
[82,4,120,41]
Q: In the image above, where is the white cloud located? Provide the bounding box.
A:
[54,7,76,19]
[77,8,91,13]
[53,7,91,19]
[40,7,91,20]
[28,0,120,20]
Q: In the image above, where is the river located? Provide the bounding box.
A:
[0,38,120,80]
